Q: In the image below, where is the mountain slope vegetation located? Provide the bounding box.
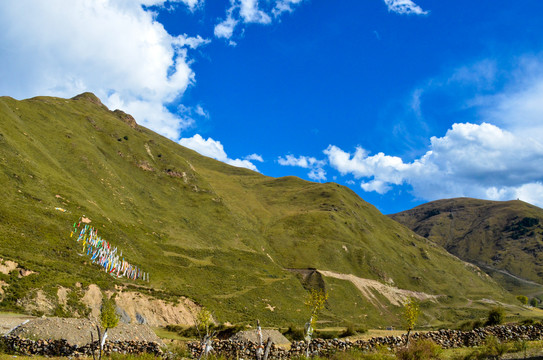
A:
[0,94,520,327]
[390,198,543,298]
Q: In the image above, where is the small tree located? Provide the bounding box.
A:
[485,307,505,326]
[403,297,420,344]
[195,308,214,359]
[530,298,539,307]
[91,295,119,360]
[516,295,529,305]
[195,308,213,339]
[100,296,120,332]
[303,289,328,357]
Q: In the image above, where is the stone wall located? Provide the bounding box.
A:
[0,335,163,357]
[188,324,543,359]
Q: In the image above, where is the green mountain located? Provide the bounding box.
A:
[390,198,543,298]
[0,94,523,327]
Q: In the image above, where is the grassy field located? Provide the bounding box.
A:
[0,93,530,328]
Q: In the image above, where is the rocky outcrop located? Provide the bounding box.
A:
[113,109,138,129]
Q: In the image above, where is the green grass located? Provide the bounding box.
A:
[390,197,543,297]
[0,93,525,327]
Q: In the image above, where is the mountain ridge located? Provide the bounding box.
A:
[0,93,523,327]
[389,197,543,298]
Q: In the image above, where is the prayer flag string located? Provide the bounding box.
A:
[70,217,149,282]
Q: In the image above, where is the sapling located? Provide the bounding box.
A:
[304,289,328,358]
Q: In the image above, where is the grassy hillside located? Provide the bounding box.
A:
[0,94,521,327]
[390,198,543,299]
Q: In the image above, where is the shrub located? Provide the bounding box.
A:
[485,307,505,326]
[165,323,247,340]
[531,298,539,307]
[53,304,71,318]
[458,320,484,331]
[100,296,119,331]
[282,325,305,341]
[465,336,509,360]
[516,295,529,305]
[395,339,442,360]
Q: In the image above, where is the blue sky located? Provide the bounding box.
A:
[1,1,543,214]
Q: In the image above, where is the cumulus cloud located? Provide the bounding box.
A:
[245,154,264,162]
[277,155,327,181]
[179,134,260,171]
[214,0,305,40]
[324,122,543,207]
[0,0,208,140]
[383,0,428,15]
[240,0,272,23]
[214,13,238,39]
[278,154,326,168]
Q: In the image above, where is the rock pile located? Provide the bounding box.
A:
[1,335,163,357]
[188,323,543,359]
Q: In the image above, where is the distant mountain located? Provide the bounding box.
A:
[0,94,521,327]
[390,198,543,297]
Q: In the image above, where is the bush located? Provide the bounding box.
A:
[165,323,247,340]
[458,320,484,331]
[282,325,305,341]
[340,324,367,338]
[516,295,529,305]
[395,339,442,360]
[314,330,337,339]
[53,304,71,318]
[0,337,14,355]
[531,298,539,307]
[485,307,505,326]
[464,336,509,360]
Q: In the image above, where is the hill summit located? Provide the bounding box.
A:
[390,198,543,298]
[0,93,518,327]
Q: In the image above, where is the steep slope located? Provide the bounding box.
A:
[0,94,517,327]
[390,198,543,297]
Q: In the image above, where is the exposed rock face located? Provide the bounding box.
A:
[71,92,109,110]
[112,290,200,327]
[113,109,138,129]
[19,284,200,327]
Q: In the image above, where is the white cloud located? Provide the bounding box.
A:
[179,134,260,171]
[195,105,209,118]
[325,123,543,207]
[308,168,327,182]
[273,0,304,16]
[278,155,326,168]
[0,1,206,140]
[140,0,202,10]
[214,13,238,39]
[476,58,543,140]
[245,154,264,162]
[383,0,428,15]
[173,34,210,49]
[277,155,327,181]
[214,0,305,41]
[240,0,271,24]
